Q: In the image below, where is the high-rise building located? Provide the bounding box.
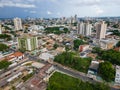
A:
[77,22,92,36]
[0,24,2,34]
[13,17,23,31]
[18,34,38,51]
[96,21,107,39]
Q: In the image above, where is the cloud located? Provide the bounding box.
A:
[70,0,100,6]
[94,6,104,15]
[0,0,36,8]
[30,11,36,13]
[47,11,52,15]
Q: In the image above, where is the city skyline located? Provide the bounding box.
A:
[0,0,120,18]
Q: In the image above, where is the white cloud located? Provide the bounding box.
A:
[0,0,36,8]
[47,11,52,15]
[30,11,36,13]
[94,6,104,15]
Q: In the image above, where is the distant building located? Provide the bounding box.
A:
[77,22,92,36]
[0,24,2,34]
[99,40,114,50]
[115,66,120,84]
[13,17,23,31]
[17,34,38,51]
[96,21,107,39]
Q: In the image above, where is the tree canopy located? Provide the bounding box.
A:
[0,34,12,41]
[45,27,70,35]
[116,41,120,47]
[0,60,11,69]
[0,43,9,51]
[73,39,85,50]
[92,48,120,65]
[99,61,115,82]
[54,52,91,73]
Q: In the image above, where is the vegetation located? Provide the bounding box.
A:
[47,72,110,90]
[73,39,85,50]
[4,25,12,30]
[0,43,9,51]
[99,62,115,82]
[116,41,120,47]
[0,60,12,69]
[111,30,120,36]
[53,43,59,49]
[112,24,119,28]
[54,52,91,73]
[92,47,120,65]
[0,34,12,41]
[19,48,26,53]
[22,73,34,82]
[45,27,70,35]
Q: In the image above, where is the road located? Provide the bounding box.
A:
[55,65,97,84]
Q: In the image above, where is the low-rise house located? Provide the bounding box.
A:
[6,52,24,62]
[79,45,90,52]
[99,40,115,50]
[55,47,65,54]
[22,64,55,90]
[39,53,54,62]
[87,61,99,79]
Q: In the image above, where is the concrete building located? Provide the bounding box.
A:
[0,24,2,34]
[13,17,23,31]
[18,34,38,51]
[79,45,90,52]
[99,40,114,50]
[115,66,120,85]
[77,22,92,36]
[87,61,99,79]
[96,21,107,39]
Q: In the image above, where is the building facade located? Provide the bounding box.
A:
[0,24,2,34]
[96,21,107,39]
[13,17,23,31]
[77,22,92,36]
[18,34,38,51]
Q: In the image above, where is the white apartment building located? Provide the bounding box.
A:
[96,21,107,40]
[77,22,92,36]
[0,24,2,34]
[13,17,23,31]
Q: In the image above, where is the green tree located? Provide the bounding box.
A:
[99,61,115,82]
[116,41,120,47]
[73,39,84,50]
[53,44,59,49]
[0,60,11,69]
[0,43,9,51]
[0,34,12,41]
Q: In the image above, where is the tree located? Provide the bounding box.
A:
[73,39,84,50]
[0,60,11,69]
[0,43,9,51]
[53,44,59,49]
[116,41,120,47]
[0,34,12,41]
[99,61,115,82]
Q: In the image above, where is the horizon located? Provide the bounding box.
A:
[0,0,120,18]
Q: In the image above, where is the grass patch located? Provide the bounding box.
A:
[47,72,110,90]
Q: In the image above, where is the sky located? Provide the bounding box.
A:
[0,0,120,18]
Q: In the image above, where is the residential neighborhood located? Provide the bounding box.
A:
[0,3,120,89]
